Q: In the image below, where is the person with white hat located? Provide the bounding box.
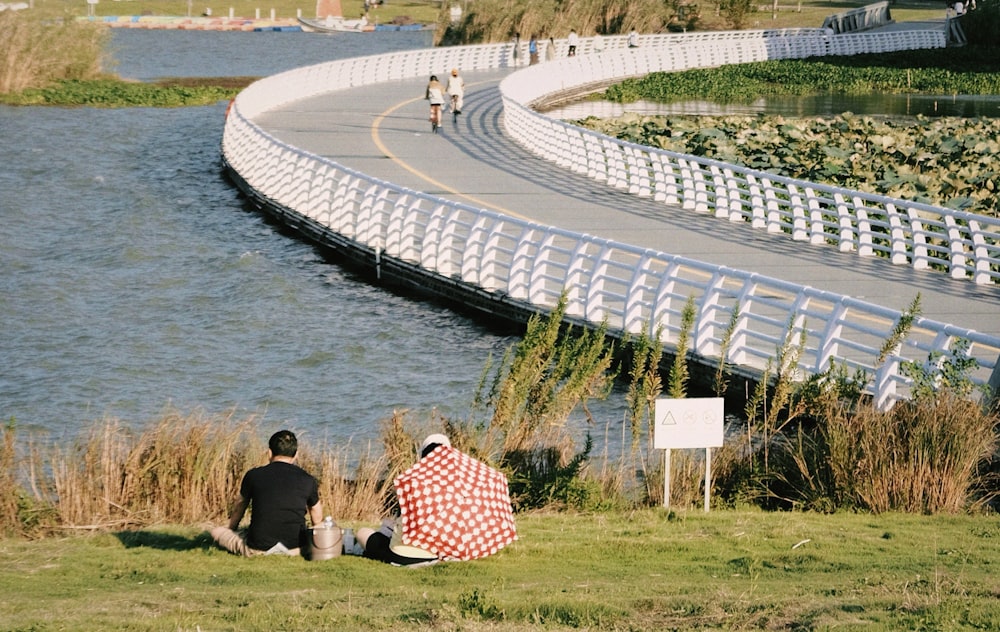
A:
[446,68,465,116]
[419,433,451,457]
[351,434,452,566]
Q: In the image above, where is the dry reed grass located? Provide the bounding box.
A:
[2,309,996,535]
[9,408,398,534]
[2,383,996,535]
[824,392,998,513]
[445,0,675,45]
[0,422,20,535]
[41,410,261,529]
[0,12,109,94]
[298,444,393,522]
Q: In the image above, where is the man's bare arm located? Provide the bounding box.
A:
[309,500,324,527]
[226,495,249,530]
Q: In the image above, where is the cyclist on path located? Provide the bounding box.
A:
[446,68,465,115]
[425,74,446,132]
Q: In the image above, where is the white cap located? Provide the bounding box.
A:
[419,433,451,455]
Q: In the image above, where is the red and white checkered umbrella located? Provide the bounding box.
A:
[393,445,517,561]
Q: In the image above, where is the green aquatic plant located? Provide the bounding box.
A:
[1,79,242,107]
[578,112,1000,217]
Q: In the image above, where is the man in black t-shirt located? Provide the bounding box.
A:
[211,430,324,557]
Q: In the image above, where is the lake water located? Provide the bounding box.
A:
[0,29,626,449]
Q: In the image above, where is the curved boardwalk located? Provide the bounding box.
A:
[255,72,1000,343]
[226,28,1000,403]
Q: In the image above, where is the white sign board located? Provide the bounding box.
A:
[654,397,724,450]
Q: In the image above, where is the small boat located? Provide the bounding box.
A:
[298,0,426,33]
[299,0,373,32]
[297,15,374,32]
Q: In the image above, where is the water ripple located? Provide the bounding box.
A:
[0,30,627,450]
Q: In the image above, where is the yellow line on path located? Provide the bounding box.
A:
[370,90,530,221]
[368,89,717,284]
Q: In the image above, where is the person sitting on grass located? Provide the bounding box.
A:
[210,429,324,557]
[352,434,451,567]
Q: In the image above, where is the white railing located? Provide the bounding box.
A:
[501,32,1000,287]
[222,29,1000,407]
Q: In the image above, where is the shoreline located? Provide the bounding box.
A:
[79,15,302,31]
[78,14,432,32]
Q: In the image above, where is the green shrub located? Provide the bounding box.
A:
[3,79,240,107]
[961,0,1000,45]
[719,0,755,29]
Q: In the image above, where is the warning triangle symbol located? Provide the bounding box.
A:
[662,411,678,425]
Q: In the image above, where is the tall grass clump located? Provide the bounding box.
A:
[0,420,22,536]
[297,434,395,522]
[431,296,619,510]
[0,12,110,95]
[373,294,725,512]
[377,295,701,512]
[817,390,997,513]
[0,409,397,535]
[717,296,999,513]
[43,410,262,529]
[630,296,712,508]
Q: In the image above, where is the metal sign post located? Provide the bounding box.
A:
[654,397,724,512]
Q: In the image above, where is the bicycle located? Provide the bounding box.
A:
[429,103,442,133]
[446,69,464,126]
[425,74,446,134]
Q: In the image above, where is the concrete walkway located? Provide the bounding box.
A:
[254,70,1000,343]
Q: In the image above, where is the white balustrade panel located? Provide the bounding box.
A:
[222,29,1000,407]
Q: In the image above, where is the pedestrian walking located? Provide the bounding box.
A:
[567,29,579,56]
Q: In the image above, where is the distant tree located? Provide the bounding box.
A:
[718,0,756,29]
[961,0,1000,45]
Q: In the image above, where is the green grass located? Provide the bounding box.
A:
[0,78,247,106]
[3,509,999,630]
